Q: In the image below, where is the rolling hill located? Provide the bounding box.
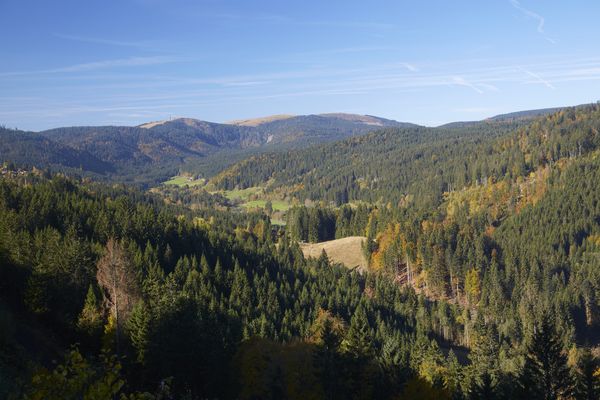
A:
[0,127,113,174]
[0,113,413,185]
[2,105,593,192]
[210,104,600,208]
[3,103,600,400]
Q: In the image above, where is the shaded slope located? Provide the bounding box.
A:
[0,128,112,173]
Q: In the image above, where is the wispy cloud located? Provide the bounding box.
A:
[401,63,419,72]
[5,55,600,130]
[222,81,271,87]
[57,56,180,72]
[509,0,545,33]
[198,12,289,23]
[10,56,599,94]
[0,56,181,77]
[452,76,484,94]
[313,46,393,55]
[253,46,395,65]
[188,10,395,31]
[54,33,158,49]
[477,83,500,92]
[304,20,396,30]
[520,67,555,89]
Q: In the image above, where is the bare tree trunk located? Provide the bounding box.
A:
[406,254,412,286]
[96,238,139,354]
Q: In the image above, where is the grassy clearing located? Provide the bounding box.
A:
[163,182,290,215]
[217,187,290,211]
[164,175,205,187]
[243,199,290,211]
[300,236,367,271]
[219,187,263,201]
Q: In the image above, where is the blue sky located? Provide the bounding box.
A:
[1,0,600,130]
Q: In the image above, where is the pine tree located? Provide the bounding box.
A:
[518,313,573,400]
[469,372,495,400]
[468,315,500,383]
[340,303,378,400]
[378,334,410,398]
[318,249,330,269]
[312,314,345,400]
[342,303,374,358]
[76,284,103,339]
[444,349,463,397]
[127,301,150,365]
[575,347,599,400]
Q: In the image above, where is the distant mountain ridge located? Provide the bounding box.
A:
[438,106,567,128]
[0,113,413,184]
[488,106,563,121]
[1,105,590,186]
[226,114,296,127]
[210,104,600,207]
[0,128,112,174]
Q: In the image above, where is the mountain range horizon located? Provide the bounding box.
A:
[4,104,576,132]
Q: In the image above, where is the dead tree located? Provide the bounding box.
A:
[96,238,139,353]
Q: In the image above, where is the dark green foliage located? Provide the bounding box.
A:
[3,104,600,398]
[213,104,600,208]
[343,303,375,358]
[211,119,528,206]
[286,204,372,242]
[1,114,410,186]
[0,173,427,398]
[518,313,573,400]
[469,372,496,400]
[0,127,112,174]
[468,316,500,383]
[574,348,600,400]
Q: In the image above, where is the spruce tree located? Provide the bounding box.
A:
[76,284,103,339]
[575,347,599,400]
[469,372,495,400]
[444,349,463,397]
[518,313,573,400]
[342,303,374,358]
[468,314,500,383]
[127,301,150,365]
[341,303,377,400]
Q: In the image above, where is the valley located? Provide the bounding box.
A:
[4,1,600,398]
[2,104,600,399]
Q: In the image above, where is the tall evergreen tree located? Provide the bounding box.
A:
[469,372,496,400]
[575,347,600,400]
[76,284,103,339]
[518,313,573,400]
[342,303,374,358]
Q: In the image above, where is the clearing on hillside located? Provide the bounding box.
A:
[243,199,289,211]
[163,175,205,187]
[300,236,367,271]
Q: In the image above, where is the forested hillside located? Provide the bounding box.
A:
[0,158,598,399]
[1,105,600,399]
[264,106,600,344]
[213,104,600,208]
[6,0,600,395]
[0,128,113,174]
[0,113,410,187]
[0,173,462,399]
